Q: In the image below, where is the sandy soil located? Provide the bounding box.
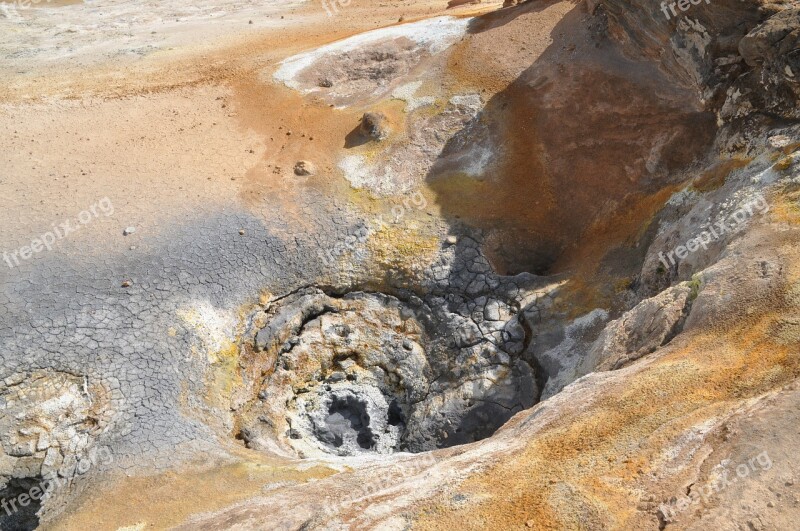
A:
[0,0,504,261]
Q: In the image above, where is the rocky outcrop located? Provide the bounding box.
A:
[595,0,798,121]
[737,7,800,120]
[535,282,693,398]
[358,112,390,141]
[588,282,693,371]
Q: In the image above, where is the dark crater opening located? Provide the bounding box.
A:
[387,399,405,427]
[315,394,376,451]
[0,476,43,531]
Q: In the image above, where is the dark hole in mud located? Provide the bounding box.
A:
[0,476,43,531]
[316,395,376,450]
[484,238,562,277]
[387,399,405,427]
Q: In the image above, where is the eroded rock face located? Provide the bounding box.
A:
[526,280,695,398]
[598,0,798,121]
[736,7,800,120]
[235,290,538,456]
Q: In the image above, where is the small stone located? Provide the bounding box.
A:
[484,301,502,321]
[767,501,775,508]
[359,112,389,141]
[402,339,414,351]
[526,520,535,528]
[445,235,458,245]
[121,280,132,288]
[338,359,356,370]
[248,20,253,24]
[318,78,333,88]
[294,160,316,176]
[123,227,136,236]
[239,229,246,235]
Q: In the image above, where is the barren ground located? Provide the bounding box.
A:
[1,0,799,529]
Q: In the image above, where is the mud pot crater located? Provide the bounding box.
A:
[233,287,539,457]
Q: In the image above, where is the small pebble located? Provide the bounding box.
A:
[123,227,136,236]
[294,160,316,176]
